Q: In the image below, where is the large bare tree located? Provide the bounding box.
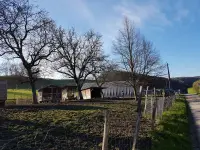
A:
[113,17,163,150]
[0,0,56,103]
[91,60,118,87]
[53,28,105,99]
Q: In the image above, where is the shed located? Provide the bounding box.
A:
[0,80,7,106]
[37,85,62,103]
[81,83,104,99]
[62,85,78,101]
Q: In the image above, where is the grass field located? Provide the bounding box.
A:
[6,89,33,104]
[7,89,32,99]
[187,87,196,94]
[0,100,151,150]
[151,96,192,150]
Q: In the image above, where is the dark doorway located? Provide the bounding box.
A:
[91,88,102,98]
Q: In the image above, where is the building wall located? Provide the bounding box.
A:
[82,89,91,99]
[62,87,78,101]
[37,91,42,102]
[62,88,68,102]
[0,81,7,101]
[102,85,134,98]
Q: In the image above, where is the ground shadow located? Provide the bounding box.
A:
[4,104,105,111]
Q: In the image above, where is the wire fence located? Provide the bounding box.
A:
[1,88,178,150]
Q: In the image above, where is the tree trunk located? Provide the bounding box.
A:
[30,81,37,104]
[132,86,143,150]
[101,90,104,99]
[27,68,38,104]
[133,87,137,101]
[77,85,83,100]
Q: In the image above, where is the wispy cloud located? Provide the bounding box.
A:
[175,9,189,21]
[64,0,94,21]
[173,0,189,22]
[114,1,172,27]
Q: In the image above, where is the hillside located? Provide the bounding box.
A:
[0,75,189,92]
[173,76,200,87]
[104,71,189,92]
[0,76,77,89]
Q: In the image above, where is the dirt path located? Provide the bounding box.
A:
[186,94,200,150]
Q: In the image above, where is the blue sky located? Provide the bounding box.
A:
[31,0,200,77]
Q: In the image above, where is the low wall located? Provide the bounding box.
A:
[16,99,32,105]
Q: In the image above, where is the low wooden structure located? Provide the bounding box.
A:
[0,81,7,106]
[37,85,62,103]
[81,83,103,99]
[62,86,78,101]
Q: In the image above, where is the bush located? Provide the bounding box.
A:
[192,80,200,94]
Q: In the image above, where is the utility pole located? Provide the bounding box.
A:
[167,63,171,89]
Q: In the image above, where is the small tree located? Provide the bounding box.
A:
[193,80,200,94]
[0,0,56,103]
[53,28,105,100]
[113,17,163,150]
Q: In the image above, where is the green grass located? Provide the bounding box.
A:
[187,87,197,94]
[6,89,33,104]
[151,96,192,150]
[7,89,33,99]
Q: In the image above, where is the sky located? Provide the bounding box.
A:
[30,0,200,78]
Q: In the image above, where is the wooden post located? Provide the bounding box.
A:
[167,63,171,89]
[143,86,149,115]
[151,88,157,130]
[161,89,165,118]
[51,87,53,102]
[151,95,153,116]
[102,110,109,150]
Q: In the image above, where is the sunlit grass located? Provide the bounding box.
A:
[151,96,192,150]
[6,89,33,104]
[187,87,196,94]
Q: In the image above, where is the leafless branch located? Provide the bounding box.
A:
[52,28,105,99]
[0,0,57,103]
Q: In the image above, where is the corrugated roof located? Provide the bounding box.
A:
[81,81,132,90]
[38,85,61,92]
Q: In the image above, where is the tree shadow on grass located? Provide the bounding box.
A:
[0,117,103,150]
[0,117,152,150]
[4,104,105,111]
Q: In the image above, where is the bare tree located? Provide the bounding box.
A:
[53,28,105,100]
[0,0,56,103]
[92,60,118,87]
[0,61,9,76]
[113,17,163,150]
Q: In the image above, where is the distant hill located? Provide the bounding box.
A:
[173,76,200,87]
[101,71,189,92]
[0,76,78,89]
[0,74,191,93]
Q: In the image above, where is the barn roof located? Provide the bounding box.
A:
[81,82,105,90]
[38,85,61,92]
[103,81,132,87]
[81,81,132,90]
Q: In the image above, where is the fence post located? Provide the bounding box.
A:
[102,110,109,150]
[151,88,157,130]
[151,95,153,116]
[143,86,149,115]
[161,90,165,119]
